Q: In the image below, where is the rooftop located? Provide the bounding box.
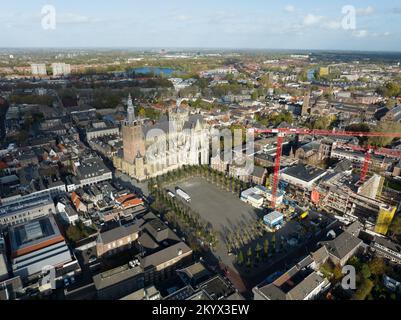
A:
[97,223,140,245]
[0,194,54,218]
[373,236,401,254]
[258,266,328,300]
[77,157,111,179]
[199,275,234,300]
[177,262,212,287]
[139,241,192,270]
[93,263,143,291]
[321,231,362,260]
[9,215,64,258]
[263,211,284,223]
[282,164,326,182]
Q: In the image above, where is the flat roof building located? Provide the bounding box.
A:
[93,241,192,299]
[0,194,55,229]
[120,285,161,300]
[371,236,401,265]
[51,63,71,76]
[253,261,329,300]
[9,215,74,281]
[241,185,284,208]
[31,63,47,76]
[263,211,284,229]
[280,164,327,191]
[93,263,144,300]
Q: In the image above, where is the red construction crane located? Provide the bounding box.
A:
[252,128,401,209]
[333,142,401,182]
[333,142,401,157]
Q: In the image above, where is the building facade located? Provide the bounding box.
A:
[114,96,210,181]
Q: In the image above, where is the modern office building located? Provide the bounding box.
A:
[9,215,76,281]
[51,63,71,76]
[0,194,56,228]
[31,63,47,76]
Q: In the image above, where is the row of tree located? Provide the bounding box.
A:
[237,234,279,268]
[348,256,390,300]
[153,189,218,249]
[148,165,251,195]
[255,110,294,127]
[9,94,54,107]
[224,220,266,253]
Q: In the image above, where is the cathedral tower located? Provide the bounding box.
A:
[301,92,310,116]
[122,94,145,164]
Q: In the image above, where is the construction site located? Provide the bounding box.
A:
[252,127,401,236]
[313,171,397,235]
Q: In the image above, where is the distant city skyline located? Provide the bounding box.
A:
[1,0,401,51]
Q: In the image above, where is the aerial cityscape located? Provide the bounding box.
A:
[1,1,401,307]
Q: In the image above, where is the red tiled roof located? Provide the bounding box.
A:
[115,193,143,208]
[122,198,143,208]
[12,235,65,258]
[71,192,83,210]
[115,194,135,204]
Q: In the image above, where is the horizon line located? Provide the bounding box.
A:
[1,47,401,54]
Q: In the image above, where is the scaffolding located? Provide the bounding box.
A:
[375,206,396,235]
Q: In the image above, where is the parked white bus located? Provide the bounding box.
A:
[175,187,191,202]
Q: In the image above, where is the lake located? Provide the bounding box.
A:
[307,68,316,81]
[131,67,183,77]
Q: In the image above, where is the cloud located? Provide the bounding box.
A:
[356,6,374,16]
[391,6,401,14]
[323,20,342,30]
[303,14,323,26]
[352,30,368,38]
[351,30,390,39]
[299,13,342,31]
[372,31,392,37]
[174,14,192,22]
[207,11,238,25]
[284,5,295,13]
[57,13,103,24]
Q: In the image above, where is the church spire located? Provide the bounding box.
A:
[126,93,135,124]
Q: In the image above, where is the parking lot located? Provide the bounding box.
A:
[170,177,262,234]
[164,176,338,293]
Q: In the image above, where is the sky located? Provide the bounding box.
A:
[0,0,401,51]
